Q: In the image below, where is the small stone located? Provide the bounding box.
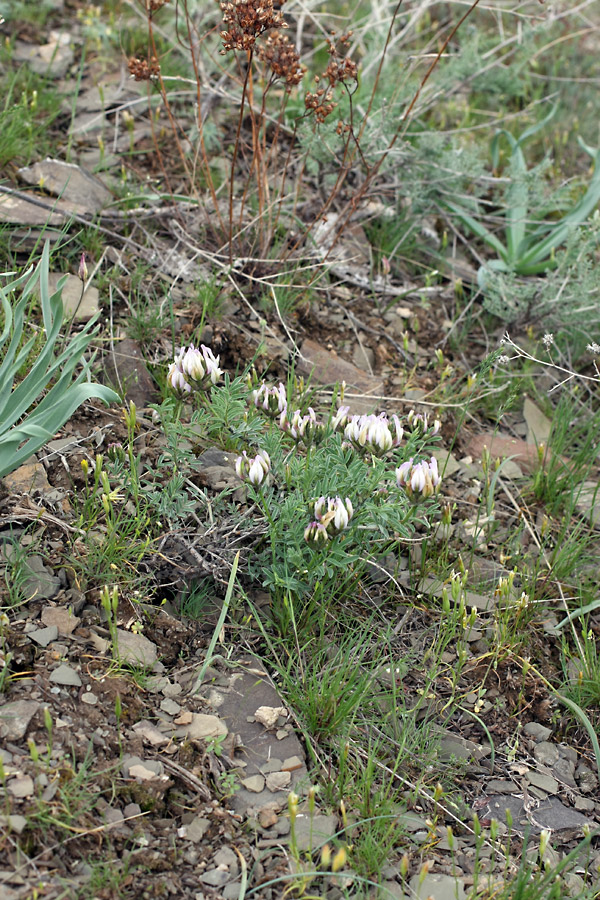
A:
[146,675,171,694]
[8,776,35,798]
[1,814,27,834]
[409,872,466,900]
[133,720,170,747]
[261,759,282,774]
[214,847,238,871]
[281,756,303,772]
[265,771,291,792]
[49,664,82,687]
[241,775,265,793]
[81,692,98,705]
[527,771,559,794]
[254,706,287,729]
[104,808,124,826]
[533,742,559,766]
[185,816,210,842]
[103,337,158,408]
[128,764,162,781]
[293,814,337,852]
[121,755,164,778]
[160,698,181,716]
[200,869,231,888]
[41,606,80,636]
[48,273,100,321]
[523,722,552,742]
[177,713,228,741]
[116,630,158,667]
[162,682,183,698]
[258,807,278,828]
[123,803,142,819]
[2,460,51,493]
[174,710,193,725]
[28,626,59,647]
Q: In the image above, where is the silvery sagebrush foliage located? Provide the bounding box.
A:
[168,360,443,597]
[0,243,118,479]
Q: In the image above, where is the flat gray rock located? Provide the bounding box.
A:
[0,700,40,740]
[49,664,82,687]
[21,556,61,601]
[28,625,59,647]
[481,794,595,836]
[116,630,158,667]
[103,338,159,408]
[208,666,307,816]
[18,159,112,214]
[175,713,228,741]
[41,606,80,636]
[48,273,100,322]
[409,873,466,900]
[298,338,384,415]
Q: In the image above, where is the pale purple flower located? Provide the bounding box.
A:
[344,413,403,456]
[78,253,88,282]
[304,521,329,545]
[314,496,353,534]
[252,382,287,418]
[396,456,441,499]
[406,409,441,436]
[235,449,271,486]
[169,344,222,393]
[331,405,350,431]
[282,407,325,445]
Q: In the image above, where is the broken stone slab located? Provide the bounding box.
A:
[183,816,211,842]
[526,771,559,795]
[523,722,553,743]
[21,556,62,602]
[207,666,307,816]
[121,755,164,779]
[7,776,35,799]
[574,481,600,529]
[13,34,74,78]
[298,338,384,416]
[409,872,466,900]
[175,713,228,742]
[419,576,494,612]
[41,606,80,636]
[465,432,540,474]
[49,664,82,687]
[47,273,100,322]
[254,706,288,730]
[18,159,113,215]
[28,625,59,647]
[0,815,27,835]
[523,397,552,446]
[132,720,170,747]
[0,700,40,740]
[2,459,51,493]
[480,794,596,836]
[293,813,338,852]
[115,630,158,667]
[103,338,159,408]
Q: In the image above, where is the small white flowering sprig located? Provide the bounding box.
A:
[281,407,326,447]
[396,456,441,499]
[235,449,271,486]
[304,495,354,544]
[252,382,288,418]
[405,409,441,436]
[168,344,223,394]
[343,413,403,456]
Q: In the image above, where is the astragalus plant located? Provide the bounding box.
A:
[167,351,443,601]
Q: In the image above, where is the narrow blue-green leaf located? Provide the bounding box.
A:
[444,200,509,261]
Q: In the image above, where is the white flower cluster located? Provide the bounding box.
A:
[304,495,353,543]
[406,410,441,436]
[343,413,403,456]
[395,456,441,499]
[252,382,287,417]
[168,345,223,394]
[235,449,271,486]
